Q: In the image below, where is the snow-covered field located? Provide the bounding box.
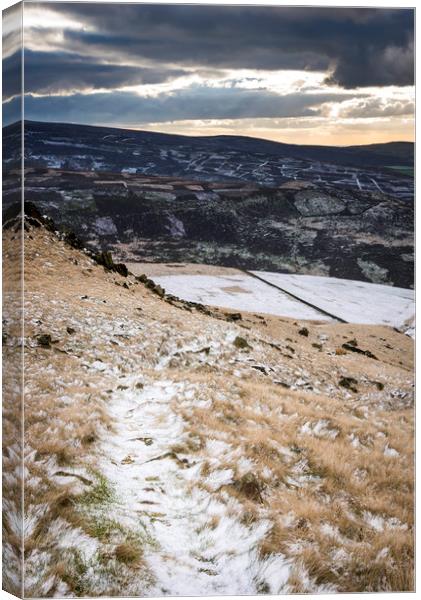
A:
[154,271,414,331]
[254,272,414,329]
[155,273,328,321]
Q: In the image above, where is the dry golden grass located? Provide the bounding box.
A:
[171,373,414,592]
[2,222,413,595]
[3,232,24,597]
[114,542,144,565]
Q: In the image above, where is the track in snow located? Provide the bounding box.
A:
[97,376,292,596]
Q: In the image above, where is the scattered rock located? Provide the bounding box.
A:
[37,334,52,348]
[339,376,359,393]
[188,346,211,355]
[140,276,166,298]
[94,250,128,277]
[66,326,75,335]
[275,381,291,388]
[134,437,154,446]
[95,250,114,270]
[251,365,267,374]
[298,327,309,337]
[114,263,129,277]
[154,285,165,298]
[342,343,377,360]
[226,312,242,322]
[233,336,251,350]
[64,230,84,250]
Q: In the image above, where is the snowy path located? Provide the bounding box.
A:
[98,376,292,596]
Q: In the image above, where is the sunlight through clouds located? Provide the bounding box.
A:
[6,2,413,145]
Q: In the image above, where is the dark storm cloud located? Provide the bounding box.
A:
[2,90,21,126]
[2,51,21,102]
[2,50,188,99]
[34,3,413,88]
[5,86,357,126]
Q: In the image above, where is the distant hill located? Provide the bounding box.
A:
[3,120,414,172]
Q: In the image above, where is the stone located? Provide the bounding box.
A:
[114,263,129,277]
[94,250,128,277]
[342,343,377,360]
[153,285,165,298]
[339,376,358,393]
[226,312,242,322]
[233,336,251,349]
[136,274,148,283]
[37,334,52,348]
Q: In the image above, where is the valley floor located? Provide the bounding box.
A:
[3,223,414,596]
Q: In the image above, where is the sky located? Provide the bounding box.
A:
[2,2,415,145]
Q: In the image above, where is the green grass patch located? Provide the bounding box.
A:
[86,516,125,542]
[78,470,115,507]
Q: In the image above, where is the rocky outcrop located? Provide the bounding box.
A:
[8,171,414,288]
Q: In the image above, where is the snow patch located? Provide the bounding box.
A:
[93,217,118,235]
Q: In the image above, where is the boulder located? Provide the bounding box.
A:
[233,336,251,350]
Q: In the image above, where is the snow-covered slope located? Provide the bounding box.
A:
[4,216,413,596]
[154,271,414,331]
[154,273,330,321]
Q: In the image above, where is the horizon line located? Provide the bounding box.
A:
[3,118,414,149]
